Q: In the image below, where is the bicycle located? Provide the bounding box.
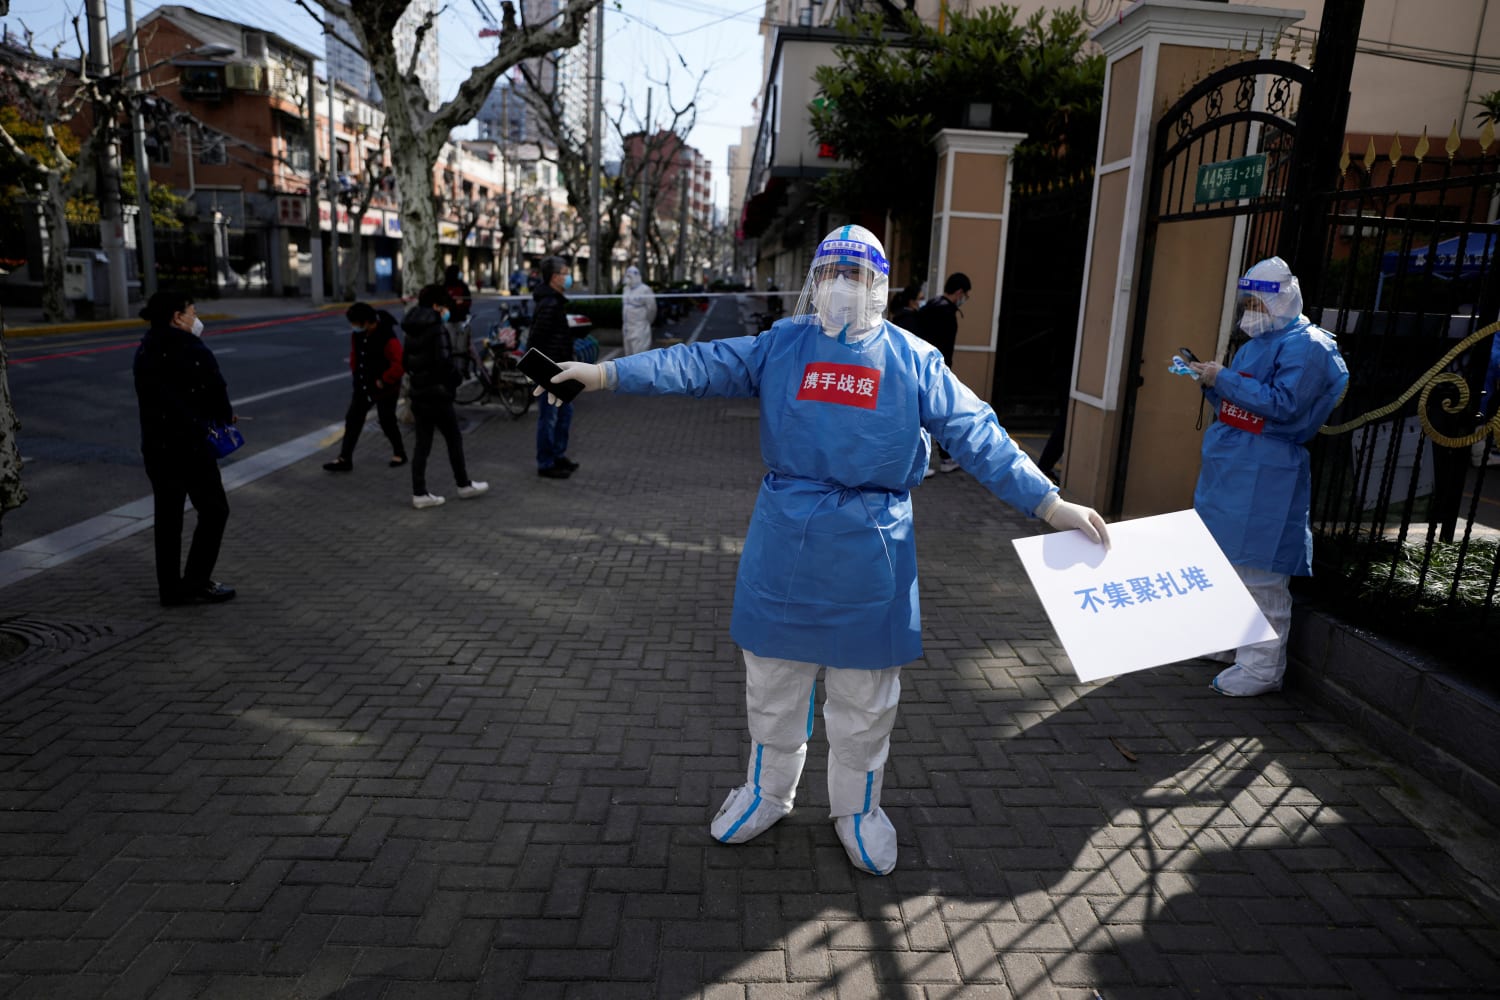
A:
[453,314,533,417]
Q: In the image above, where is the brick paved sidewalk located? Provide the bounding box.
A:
[1,381,1498,998]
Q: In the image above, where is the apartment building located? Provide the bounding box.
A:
[110,5,519,297]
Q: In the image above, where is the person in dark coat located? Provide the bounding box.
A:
[887,283,921,332]
[323,302,408,471]
[402,284,488,509]
[911,272,972,475]
[531,255,579,479]
[132,290,236,606]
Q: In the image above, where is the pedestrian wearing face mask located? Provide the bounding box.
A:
[911,272,972,475]
[621,265,657,356]
[532,226,1109,877]
[322,302,408,472]
[402,284,488,509]
[1187,256,1348,697]
[133,290,237,606]
[531,255,579,478]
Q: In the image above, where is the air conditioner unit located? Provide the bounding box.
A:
[225,63,264,92]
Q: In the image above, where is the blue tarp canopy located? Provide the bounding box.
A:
[1380,232,1496,277]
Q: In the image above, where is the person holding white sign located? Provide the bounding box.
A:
[1186,256,1348,696]
[536,225,1109,876]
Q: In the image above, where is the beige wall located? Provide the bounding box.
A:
[1076,168,1127,401]
[1119,216,1238,516]
[1239,0,1500,139]
[1101,50,1141,166]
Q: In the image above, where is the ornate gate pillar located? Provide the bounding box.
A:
[1061,0,1302,514]
[926,128,1026,404]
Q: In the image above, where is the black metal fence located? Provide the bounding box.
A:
[1304,137,1500,663]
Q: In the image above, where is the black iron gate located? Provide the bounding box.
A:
[1122,55,1499,663]
[1114,57,1313,513]
[1302,135,1500,657]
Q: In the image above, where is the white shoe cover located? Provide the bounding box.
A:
[835,808,897,875]
[711,783,792,844]
[1212,663,1281,697]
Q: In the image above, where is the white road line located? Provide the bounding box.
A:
[0,421,343,593]
[233,372,346,407]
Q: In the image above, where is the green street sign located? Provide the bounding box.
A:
[1194,153,1267,204]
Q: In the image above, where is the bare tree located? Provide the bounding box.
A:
[335,127,389,300]
[0,26,119,322]
[518,56,704,287]
[297,0,600,290]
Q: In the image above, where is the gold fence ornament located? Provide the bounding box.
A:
[1363,136,1378,173]
[1413,128,1430,163]
[1319,319,1500,451]
[1481,120,1496,154]
[1446,120,1461,159]
[1388,133,1403,166]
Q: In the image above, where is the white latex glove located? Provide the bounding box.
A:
[1188,360,1222,387]
[1039,495,1112,549]
[533,360,606,405]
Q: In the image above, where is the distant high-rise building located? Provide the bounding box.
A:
[325,0,440,110]
[475,0,593,146]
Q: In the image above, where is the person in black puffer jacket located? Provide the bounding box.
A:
[133,290,237,606]
[401,284,487,509]
[322,301,408,472]
[531,255,579,479]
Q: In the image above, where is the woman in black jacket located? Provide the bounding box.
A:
[402,284,488,509]
[132,290,237,605]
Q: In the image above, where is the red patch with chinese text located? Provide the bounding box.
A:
[795,363,881,409]
[1219,399,1265,434]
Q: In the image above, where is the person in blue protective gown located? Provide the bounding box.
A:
[1186,256,1348,697]
[537,226,1110,875]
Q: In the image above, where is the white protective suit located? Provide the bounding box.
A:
[621,266,657,356]
[538,226,1109,877]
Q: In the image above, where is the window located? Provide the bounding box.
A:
[198,131,228,166]
[335,139,350,176]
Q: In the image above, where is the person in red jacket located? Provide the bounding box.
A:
[323,301,409,471]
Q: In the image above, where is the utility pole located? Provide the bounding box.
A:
[84,0,130,318]
[306,60,324,306]
[327,72,337,297]
[673,153,689,281]
[586,2,603,291]
[636,89,651,273]
[122,0,156,298]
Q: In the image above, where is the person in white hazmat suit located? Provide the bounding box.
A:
[536,226,1110,875]
[1186,256,1347,697]
[621,266,657,356]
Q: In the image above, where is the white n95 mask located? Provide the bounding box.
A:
[1238,311,1274,338]
[190,317,204,337]
[817,276,863,337]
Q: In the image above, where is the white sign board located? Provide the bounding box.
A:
[1011,508,1275,682]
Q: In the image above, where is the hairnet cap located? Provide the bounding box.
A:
[1239,256,1303,321]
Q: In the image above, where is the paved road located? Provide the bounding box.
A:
[0,297,1497,997]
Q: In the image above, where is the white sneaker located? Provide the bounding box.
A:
[1211,663,1281,697]
[923,466,936,479]
[939,458,960,473]
[412,493,445,509]
[456,481,489,499]
[835,808,898,875]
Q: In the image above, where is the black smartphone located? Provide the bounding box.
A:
[1177,346,1198,364]
[518,347,585,403]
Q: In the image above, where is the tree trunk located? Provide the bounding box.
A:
[392,142,440,291]
[340,226,365,300]
[0,334,26,541]
[41,174,72,322]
